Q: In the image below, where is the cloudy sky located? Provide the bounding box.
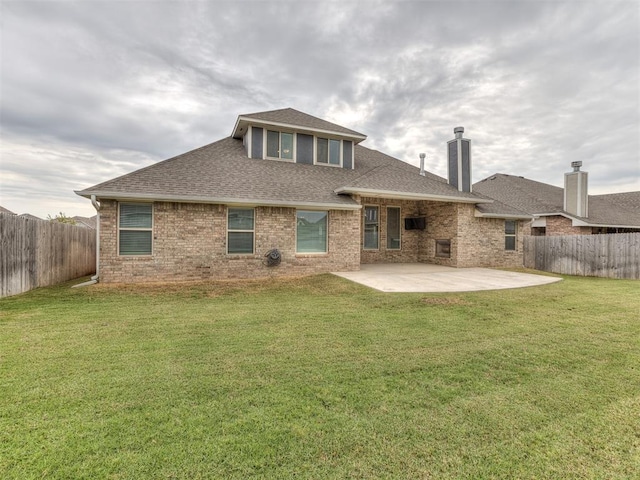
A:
[1,0,638,218]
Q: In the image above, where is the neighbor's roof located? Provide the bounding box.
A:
[77,136,494,209]
[72,215,97,229]
[0,206,16,215]
[232,108,367,142]
[474,173,640,227]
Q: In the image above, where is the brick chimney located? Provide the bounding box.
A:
[564,161,588,217]
[447,127,472,192]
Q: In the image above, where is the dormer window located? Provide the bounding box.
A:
[266,130,294,160]
[316,138,341,166]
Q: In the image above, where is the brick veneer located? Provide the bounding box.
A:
[544,215,592,235]
[359,198,524,268]
[455,204,525,268]
[98,200,360,283]
[98,196,526,283]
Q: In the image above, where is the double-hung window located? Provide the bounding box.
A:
[228,208,254,254]
[387,207,401,250]
[296,211,328,253]
[505,220,517,251]
[364,206,379,249]
[119,203,152,255]
[266,130,294,160]
[316,137,341,166]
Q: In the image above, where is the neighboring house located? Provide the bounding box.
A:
[0,206,17,215]
[474,165,640,236]
[19,213,42,221]
[76,108,531,284]
[72,215,97,229]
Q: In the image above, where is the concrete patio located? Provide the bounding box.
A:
[333,263,562,293]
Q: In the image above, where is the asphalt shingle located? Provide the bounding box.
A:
[474,173,640,227]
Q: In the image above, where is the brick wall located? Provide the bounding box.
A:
[357,199,521,268]
[98,201,360,283]
[359,197,424,264]
[544,215,592,235]
[455,204,525,268]
[419,202,459,267]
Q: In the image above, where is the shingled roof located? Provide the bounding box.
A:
[474,173,640,227]
[232,108,367,141]
[77,137,493,209]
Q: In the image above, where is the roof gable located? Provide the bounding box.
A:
[232,107,367,142]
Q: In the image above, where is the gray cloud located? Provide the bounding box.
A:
[1,0,638,218]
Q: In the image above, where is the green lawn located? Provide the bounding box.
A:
[1,273,639,479]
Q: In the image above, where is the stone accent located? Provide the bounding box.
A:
[98,201,360,283]
[544,215,592,235]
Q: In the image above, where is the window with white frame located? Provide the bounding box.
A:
[387,207,401,250]
[316,137,341,166]
[296,210,328,253]
[364,206,379,249]
[228,208,255,254]
[119,203,153,256]
[505,220,517,250]
[266,130,294,160]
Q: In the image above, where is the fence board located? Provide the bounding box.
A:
[0,213,96,297]
[524,233,640,279]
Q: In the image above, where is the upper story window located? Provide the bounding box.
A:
[316,137,341,166]
[266,130,294,160]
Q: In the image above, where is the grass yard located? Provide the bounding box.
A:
[1,272,639,479]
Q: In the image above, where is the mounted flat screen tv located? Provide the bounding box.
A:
[404,217,426,230]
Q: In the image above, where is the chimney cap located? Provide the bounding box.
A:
[571,161,583,172]
[419,153,426,159]
[454,126,464,134]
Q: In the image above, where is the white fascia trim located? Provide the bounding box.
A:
[571,218,640,229]
[533,211,640,229]
[75,191,362,211]
[474,210,533,220]
[334,187,492,204]
[233,116,367,143]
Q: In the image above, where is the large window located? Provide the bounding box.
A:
[228,208,254,254]
[296,211,328,253]
[505,220,517,251]
[364,206,379,249]
[387,207,401,250]
[316,137,341,166]
[266,130,294,160]
[119,203,152,256]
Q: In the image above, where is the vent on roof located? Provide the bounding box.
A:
[419,153,426,176]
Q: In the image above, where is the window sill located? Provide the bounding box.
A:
[264,156,295,163]
[314,162,342,168]
[295,253,328,258]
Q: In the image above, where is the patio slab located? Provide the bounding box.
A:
[332,263,562,293]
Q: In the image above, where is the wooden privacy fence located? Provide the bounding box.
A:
[524,233,640,279]
[0,213,96,297]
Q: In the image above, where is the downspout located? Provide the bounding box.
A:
[72,195,100,288]
[90,195,100,281]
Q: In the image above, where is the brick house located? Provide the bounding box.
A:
[76,108,532,283]
[474,165,640,236]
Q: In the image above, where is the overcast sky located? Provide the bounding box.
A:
[1,0,638,218]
